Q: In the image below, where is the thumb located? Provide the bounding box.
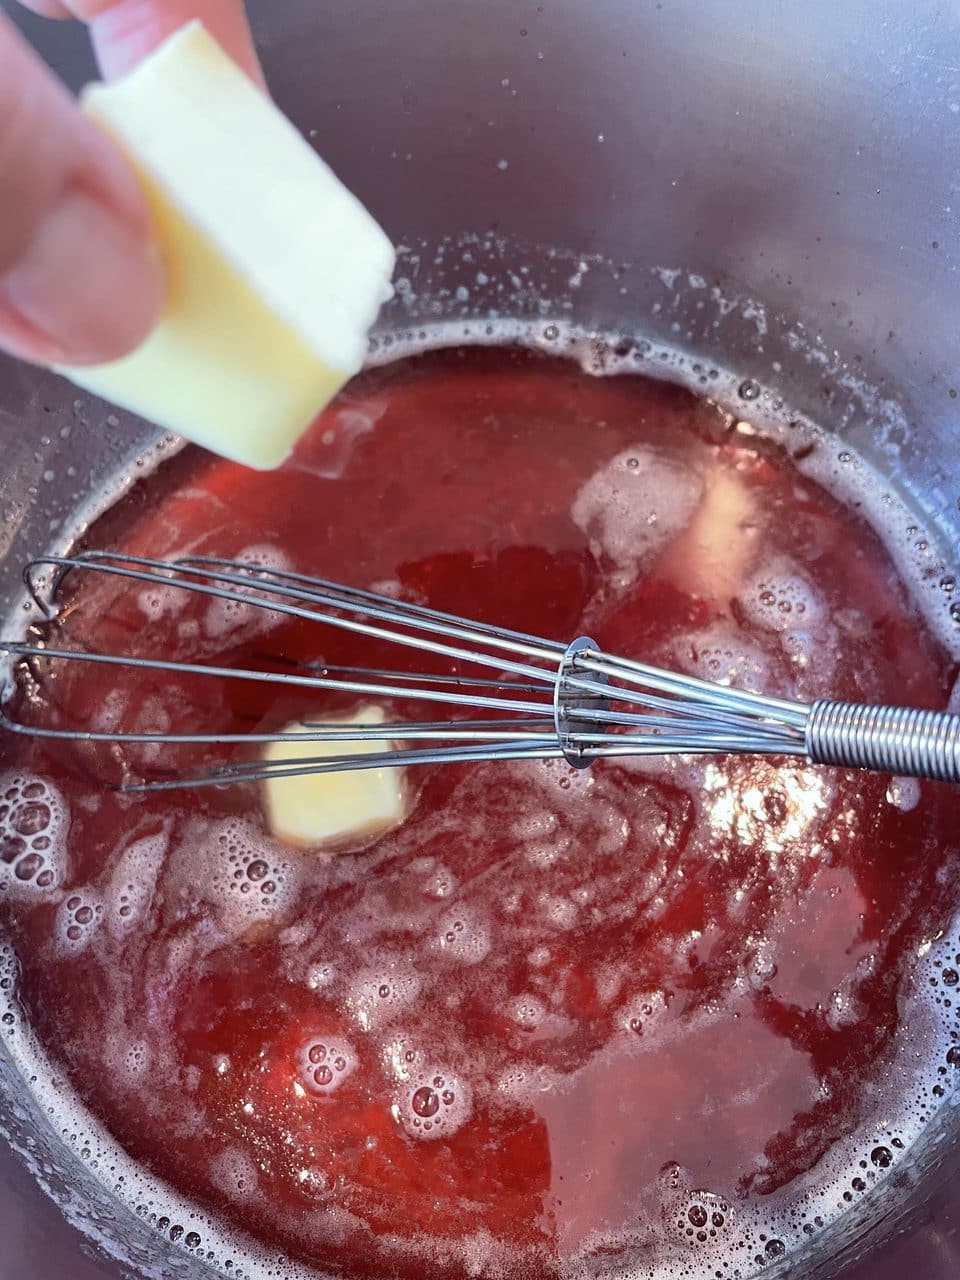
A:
[0,14,164,367]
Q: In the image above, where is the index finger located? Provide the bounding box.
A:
[15,1,264,84]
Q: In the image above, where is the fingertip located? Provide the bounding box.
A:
[0,186,165,367]
[88,2,265,87]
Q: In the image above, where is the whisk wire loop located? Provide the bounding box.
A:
[1,551,958,791]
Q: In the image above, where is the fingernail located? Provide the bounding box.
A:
[0,186,165,367]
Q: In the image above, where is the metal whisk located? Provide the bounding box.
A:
[1,550,959,792]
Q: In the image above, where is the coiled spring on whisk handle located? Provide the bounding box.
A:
[806,701,960,783]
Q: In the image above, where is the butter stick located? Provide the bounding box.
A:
[58,22,395,470]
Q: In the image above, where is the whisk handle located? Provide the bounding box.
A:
[806,700,960,783]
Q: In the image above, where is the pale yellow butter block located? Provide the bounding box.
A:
[58,21,395,470]
[263,706,408,849]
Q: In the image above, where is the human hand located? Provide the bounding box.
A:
[0,2,261,368]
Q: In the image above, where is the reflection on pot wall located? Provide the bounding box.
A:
[0,1,958,1278]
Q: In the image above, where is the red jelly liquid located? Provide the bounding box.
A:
[2,346,960,1279]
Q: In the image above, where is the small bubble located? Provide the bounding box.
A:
[184,1231,201,1249]
[944,968,959,986]
[308,1044,326,1065]
[947,1046,960,1067]
[247,860,268,881]
[378,984,390,998]
[765,1238,786,1259]
[738,379,760,401]
[14,854,42,881]
[12,802,50,836]
[871,1145,893,1168]
[1,836,25,865]
[313,1065,333,1087]
[688,1205,708,1228]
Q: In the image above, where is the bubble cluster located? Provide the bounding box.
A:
[203,544,294,639]
[102,1032,154,1090]
[165,817,301,940]
[297,1036,357,1095]
[347,965,422,1033]
[433,906,492,965]
[505,994,546,1031]
[396,1066,472,1141]
[678,1191,729,1246]
[106,831,168,935]
[136,582,186,623]
[620,990,668,1039]
[56,888,104,953]
[420,862,457,900]
[0,773,68,898]
[678,625,771,693]
[739,557,825,633]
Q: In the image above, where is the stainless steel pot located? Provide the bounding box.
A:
[1,0,959,1276]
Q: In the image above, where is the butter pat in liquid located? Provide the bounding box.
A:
[59,22,395,470]
[263,706,408,849]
